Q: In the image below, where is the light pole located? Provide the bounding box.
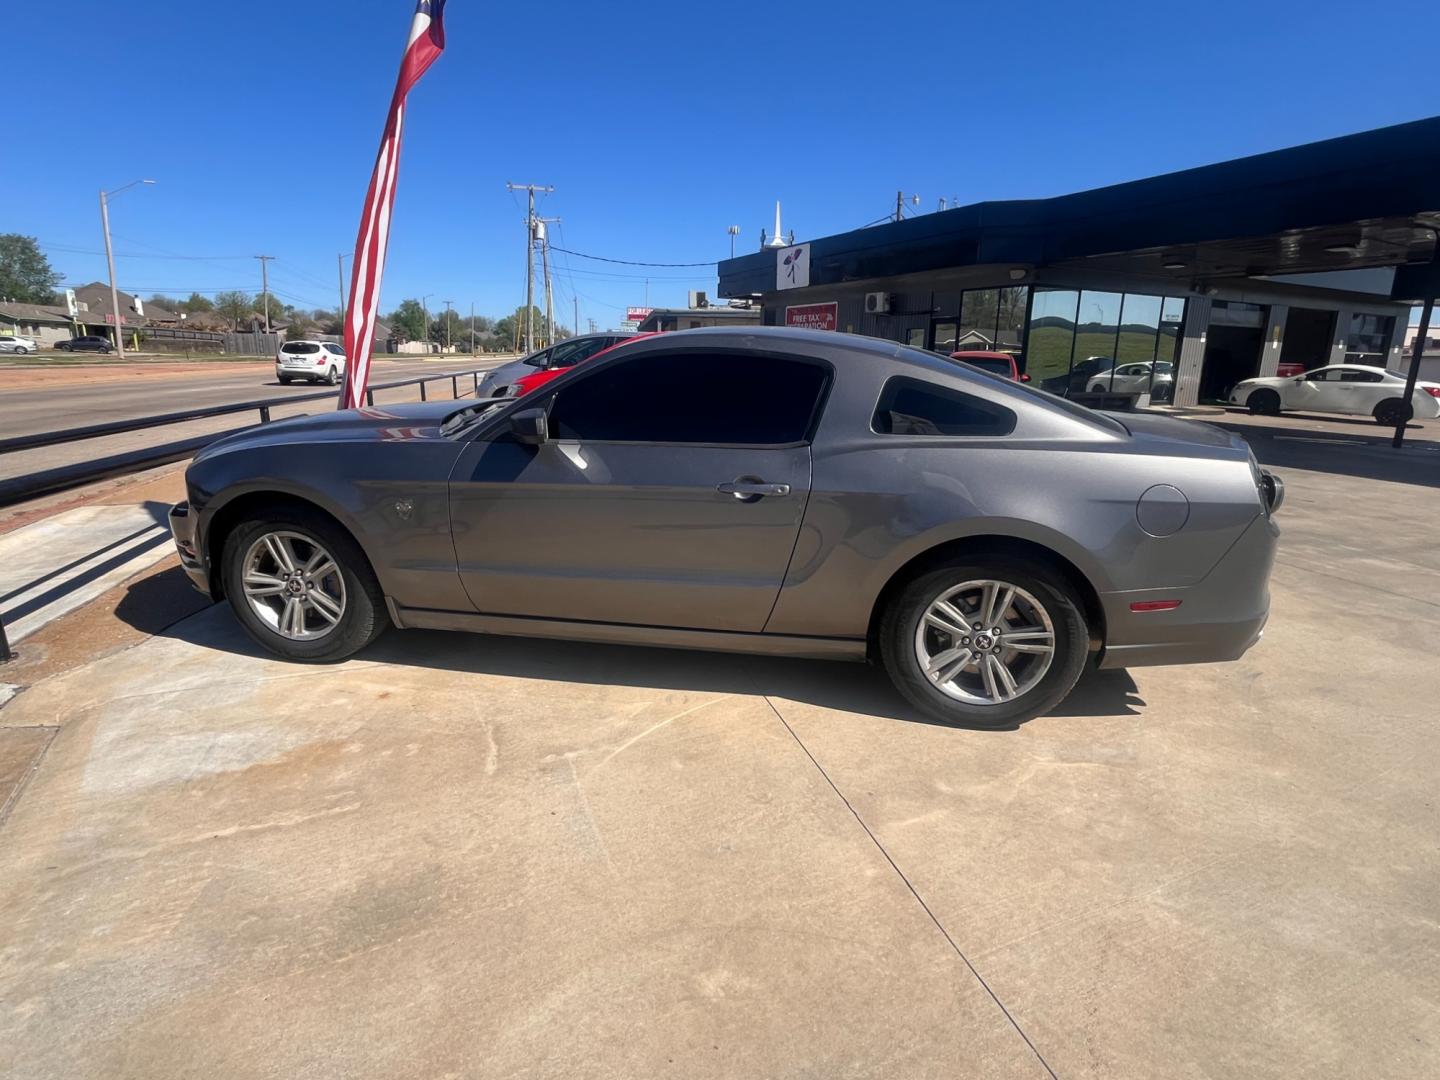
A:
[98,178,155,358]
[420,294,433,354]
[444,299,454,352]
[727,225,740,258]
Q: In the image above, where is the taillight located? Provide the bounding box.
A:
[1130,600,1182,612]
[1423,386,1440,398]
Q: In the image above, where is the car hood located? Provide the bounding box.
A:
[480,358,535,387]
[1102,409,1249,457]
[194,400,461,461]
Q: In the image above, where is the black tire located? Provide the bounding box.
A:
[1374,399,1412,426]
[326,366,339,386]
[57,343,72,352]
[99,346,111,354]
[221,505,388,662]
[15,346,29,355]
[879,559,1089,727]
[1089,383,1105,394]
[1247,388,1281,416]
[278,375,292,385]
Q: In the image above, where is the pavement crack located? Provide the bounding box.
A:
[758,694,1060,1080]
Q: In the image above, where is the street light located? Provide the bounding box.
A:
[726,225,741,258]
[420,294,433,354]
[99,178,155,360]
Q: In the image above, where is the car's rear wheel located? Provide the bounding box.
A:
[879,560,1089,727]
[325,366,339,386]
[1374,399,1412,426]
[221,506,387,662]
[278,375,292,385]
[1247,388,1281,416]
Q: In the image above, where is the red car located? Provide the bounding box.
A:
[506,332,660,397]
[950,350,1030,382]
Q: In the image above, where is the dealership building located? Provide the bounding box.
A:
[717,116,1440,407]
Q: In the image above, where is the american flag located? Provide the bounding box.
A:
[340,0,448,410]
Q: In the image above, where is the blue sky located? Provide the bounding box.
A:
[4,0,1436,330]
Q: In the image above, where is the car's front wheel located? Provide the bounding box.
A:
[879,560,1089,727]
[1247,388,1281,416]
[14,346,29,355]
[57,343,72,351]
[221,506,388,662]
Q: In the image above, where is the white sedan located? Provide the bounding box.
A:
[1088,360,1175,400]
[1230,364,1440,425]
[0,333,38,354]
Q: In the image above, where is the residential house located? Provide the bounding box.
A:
[0,301,74,347]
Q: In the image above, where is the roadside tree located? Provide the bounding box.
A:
[0,234,60,304]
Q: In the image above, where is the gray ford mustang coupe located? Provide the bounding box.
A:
[170,327,1282,726]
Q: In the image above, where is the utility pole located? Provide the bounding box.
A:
[98,178,155,358]
[420,294,432,354]
[537,221,555,347]
[573,296,579,339]
[469,301,476,354]
[337,253,350,325]
[506,182,553,353]
[895,191,920,222]
[254,255,274,333]
[444,299,454,351]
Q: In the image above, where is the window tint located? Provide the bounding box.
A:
[1339,368,1382,382]
[282,342,321,354]
[551,338,606,368]
[549,352,829,444]
[1305,369,1332,382]
[873,377,1016,437]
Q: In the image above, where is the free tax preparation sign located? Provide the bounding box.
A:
[785,302,838,331]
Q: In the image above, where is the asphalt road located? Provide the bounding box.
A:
[0,356,513,487]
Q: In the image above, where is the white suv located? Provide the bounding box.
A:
[277,341,347,385]
[0,333,39,355]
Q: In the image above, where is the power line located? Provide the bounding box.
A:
[548,246,716,268]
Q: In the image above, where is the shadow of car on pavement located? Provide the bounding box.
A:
[119,566,1146,731]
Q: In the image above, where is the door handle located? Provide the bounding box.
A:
[717,479,791,500]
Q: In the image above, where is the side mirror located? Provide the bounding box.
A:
[1019,373,1031,383]
[510,407,549,445]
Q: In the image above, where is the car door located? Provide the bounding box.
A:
[1283,366,1335,411]
[447,347,829,632]
[1336,367,1386,414]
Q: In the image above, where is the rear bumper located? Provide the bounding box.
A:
[168,501,214,597]
[1097,512,1278,670]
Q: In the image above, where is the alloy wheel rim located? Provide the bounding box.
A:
[240,530,346,641]
[914,579,1056,705]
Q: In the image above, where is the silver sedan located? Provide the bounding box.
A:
[170,327,1281,727]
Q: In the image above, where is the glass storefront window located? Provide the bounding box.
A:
[996,286,1027,355]
[907,328,926,348]
[1115,294,1162,364]
[932,321,957,353]
[959,289,1000,350]
[1025,289,1079,391]
[1345,313,1394,364]
[1070,291,1122,393]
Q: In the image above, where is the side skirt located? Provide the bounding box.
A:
[389,603,867,662]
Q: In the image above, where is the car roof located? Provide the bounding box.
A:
[950,351,1015,361]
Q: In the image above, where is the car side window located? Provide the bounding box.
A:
[551,339,605,369]
[872,377,1016,437]
[1339,369,1381,382]
[1305,369,1332,382]
[548,352,830,445]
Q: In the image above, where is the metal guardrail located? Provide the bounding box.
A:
[0,365,489,661]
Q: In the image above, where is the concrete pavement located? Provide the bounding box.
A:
[0,461,1437,1078]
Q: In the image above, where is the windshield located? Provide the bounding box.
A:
[439,397,513,437]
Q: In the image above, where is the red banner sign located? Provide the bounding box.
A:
[785,302,837,331]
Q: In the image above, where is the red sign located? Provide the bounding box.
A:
[626,306,653,322]
[103,313,128,325]
[785,302,837,331]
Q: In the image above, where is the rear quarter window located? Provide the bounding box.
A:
[873,377,1016,437]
